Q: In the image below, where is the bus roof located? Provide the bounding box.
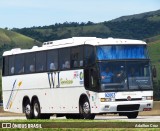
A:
[3,37,146,56]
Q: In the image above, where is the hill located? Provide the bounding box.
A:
[147,35,160,100]
[0,28,42,66]
[12,9,160,42]
[147,35,160,79]
[0,28,41,48]
[111,9,160,22]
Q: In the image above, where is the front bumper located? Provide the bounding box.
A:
[98,100,153,113]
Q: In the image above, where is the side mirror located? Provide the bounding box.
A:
[152,65,157,78]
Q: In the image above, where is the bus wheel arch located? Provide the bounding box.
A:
[22,96,33,119]
[79,94,95,119]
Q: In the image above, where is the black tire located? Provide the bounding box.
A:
[127,112,138,119]
[33,99,41,119]
[79,98,95,119]
[24,99,33,119]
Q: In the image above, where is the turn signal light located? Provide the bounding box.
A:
[100,98,115,102]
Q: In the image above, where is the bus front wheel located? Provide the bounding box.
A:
[127,112,138,119]
[79,98,95,119]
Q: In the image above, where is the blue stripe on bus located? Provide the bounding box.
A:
[6,80,17,109]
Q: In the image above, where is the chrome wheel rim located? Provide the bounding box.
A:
[83,101,90,114]
[25,104,31,115]
[34,103,39,117]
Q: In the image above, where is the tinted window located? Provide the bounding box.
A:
[36,51,46,72]
[47,50,58,71]
[9,56,15,75]
[25,53,35,73]
[71,46,83,68]
[97,45,148,60]
[3,56,9,76]
[84,45,95,66]
[15,55,24,74]
[59,48,70,70]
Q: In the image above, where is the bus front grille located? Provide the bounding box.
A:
[117,104,140,111]
[115,98,142,101]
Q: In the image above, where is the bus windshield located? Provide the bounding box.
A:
[99,61,152,91]
[97,45,148,60]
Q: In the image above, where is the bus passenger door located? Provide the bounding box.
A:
[84,68,99,91]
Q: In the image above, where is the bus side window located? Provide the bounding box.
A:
[47,49,58,71]
[36,51,46,72]
[25,53,35,74]
[15,54,24,74]
[64,61,70,69]
[2,56,9,76]
[30,65,35,72]
[84,45,95,66]
[9,56,15,75]
[80,60,83,67]
[50,63,56,70]
[59,48,70,70]
[71,46,83,68]
[11,66,15,74]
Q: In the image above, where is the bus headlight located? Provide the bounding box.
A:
[100,98,115,102]
[142,96,153,100]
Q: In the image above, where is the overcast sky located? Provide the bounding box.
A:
[0,0,159,29]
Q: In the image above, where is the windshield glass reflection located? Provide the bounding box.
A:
[99,61,152,91]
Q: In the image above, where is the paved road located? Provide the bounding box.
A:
[0,115,160,122]
[96,115,160,122]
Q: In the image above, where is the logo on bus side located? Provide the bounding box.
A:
[60,78,73,85]
[79,72,84,85]
[73,71,79,79]
[80,72,83,80]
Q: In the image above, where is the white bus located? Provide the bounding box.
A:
[2,37,153,119]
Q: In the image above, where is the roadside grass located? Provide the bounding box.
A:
[0,119,159,130]
[0,118,124,122]
[0,119,159,131]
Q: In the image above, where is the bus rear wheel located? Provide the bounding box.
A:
[24,99,33,119]
[33,99,41,119]
[32,99,51,119]
[127,112,138,119]
[79,98,95,119]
